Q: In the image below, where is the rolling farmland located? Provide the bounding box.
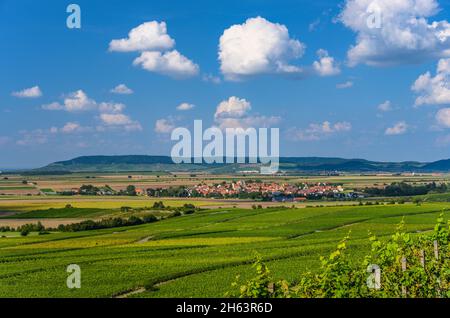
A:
[1,202,449,297]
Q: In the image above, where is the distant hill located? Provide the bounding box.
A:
[27,155,450,174]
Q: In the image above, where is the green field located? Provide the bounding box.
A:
[0,202,449,297]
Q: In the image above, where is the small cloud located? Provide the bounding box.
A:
[98,102,126,114]
[49,123,90,134]
[154,118,175,134]
[312,49,340,77]
[288,121,351,141]
[109,21,175,52]
[213,96,280,130]
[16,129,48,146]
[42,90,96,112]
[12,86,42,98]
[60,122,86,134]
[110,84,133,95]
[385,121,408,135]
[377,100,392,112]
[133,50,199,79]
[42,102,64,111]
[309,19,321,32]
[435,134,450,146]
[202,74,221,84]
[176,102,195,111]
[336,81,353,89]
[215,96,251,119]
[436,108,450,128]
[99,113,142,131]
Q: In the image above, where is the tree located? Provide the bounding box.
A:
[126,185,136,196]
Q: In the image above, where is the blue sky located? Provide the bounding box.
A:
[2,0,450,168]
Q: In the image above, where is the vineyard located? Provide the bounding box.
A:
[0,203,450,297]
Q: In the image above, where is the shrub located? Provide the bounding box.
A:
[142,215,157,223]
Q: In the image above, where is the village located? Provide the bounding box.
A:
[70,180,352,202]
[189,180,349,201]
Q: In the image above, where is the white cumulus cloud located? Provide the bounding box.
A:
[176,102,195,111]
[385,121,408,135]
[412,58,450,106]
[60,122,84,134]
[42,90,96,112]
[336,81,354,89]
[312,49,341,76]
[109,21,175,52]
[436,108,450,127]
[12,86,42,98]
[98,102,126,114]
[133,50,199,78]
[215,96,251,119]
[214,96,280,130]
[339,0,450,66]
[154,118,176,134]
[378,100,392,112]
[218,16,305,80]
[110,84,133,95]
[288,121,352,141]
[99,113,142,131]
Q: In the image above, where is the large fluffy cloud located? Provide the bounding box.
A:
[218,17,305,80]
[109,21,175,52]
[339,0,450,66]
[133,50,199,78]
[412,58,450,106]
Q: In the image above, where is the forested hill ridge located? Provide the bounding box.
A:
[23,155,450,174]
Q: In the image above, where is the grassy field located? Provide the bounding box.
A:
[0,202,449,297]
